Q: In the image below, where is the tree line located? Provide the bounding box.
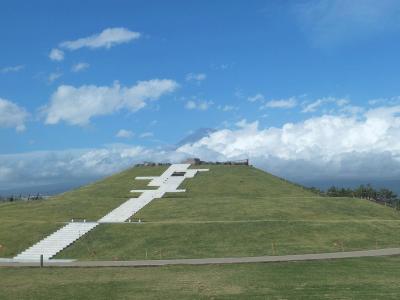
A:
[0,193,43,202]
[307,184,400,210]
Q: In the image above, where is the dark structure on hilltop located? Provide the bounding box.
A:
[135,158,250,167]
[183,158,250,166]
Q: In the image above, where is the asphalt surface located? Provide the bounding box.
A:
[1,248,400,268]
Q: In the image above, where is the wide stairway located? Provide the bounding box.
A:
[13,164,208,261]
[14,222,98,261]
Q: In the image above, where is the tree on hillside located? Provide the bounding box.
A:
[327,186,339,197]
[377,188,397,202]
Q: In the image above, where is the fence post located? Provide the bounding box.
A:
[40,254,43,268]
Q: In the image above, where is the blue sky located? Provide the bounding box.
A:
[1,0,400,193]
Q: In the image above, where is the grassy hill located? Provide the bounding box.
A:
[1,164,400,260]
[2,164,400,299]
[56,165,400,260]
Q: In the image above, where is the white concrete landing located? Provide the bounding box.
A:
[14,222,98,261]
[98,164,208,223]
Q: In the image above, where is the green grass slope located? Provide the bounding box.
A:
[55,165,400,260]
[0,166,167,257]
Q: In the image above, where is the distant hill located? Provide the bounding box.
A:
[0,179,95,197]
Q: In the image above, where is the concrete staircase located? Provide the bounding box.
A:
[13,164,209,261]
[98,190,163,223]
[14,222,98,261]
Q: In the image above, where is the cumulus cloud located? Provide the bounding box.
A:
[71,62,90,72]
[116,129,134,138]
[185,100,213,111]
[0,65,24,74]
[0,98,29,132]
[177,105,400,181]
[263,97,297,109]
[4,104,400,193]
[60,27,141,50]
[49,48,64,61]
[43,79,178,126]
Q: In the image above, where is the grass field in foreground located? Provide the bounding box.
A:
[2,256,400,299]
[0,166,167,257]
[58,165,400,260]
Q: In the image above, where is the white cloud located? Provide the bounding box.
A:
[294,0,400,46]
[177,105,400,180]
[0,65,24,74]
[43,79,178,126]
[48,72,62,83]
[302,99,325,113]
[336,98,349,106]
[339,105,364,115]
[5,104,400,192]
[116,129,134,138]
[185,100,213,111]
[186,73,206,83]
[302,97,348,113]
[247,93,265,102]
[49,48,64,61]
[71,62,90,72]
[140,132,154,138]
[0,98,28,132]
[263,97,297,109]
[60,27,141,50]
[0,145,188,193]
[368,96,400,106]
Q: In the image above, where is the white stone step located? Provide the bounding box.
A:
[14,222,98,261]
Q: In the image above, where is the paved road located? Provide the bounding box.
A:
[1,248,400,268]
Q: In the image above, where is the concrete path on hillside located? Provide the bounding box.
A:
[1,248,400,268]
